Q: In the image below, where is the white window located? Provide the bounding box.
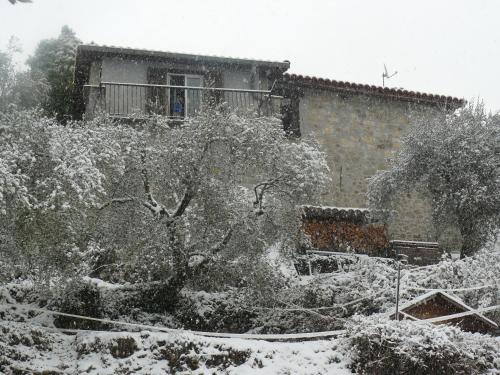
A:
[167,74,203,118]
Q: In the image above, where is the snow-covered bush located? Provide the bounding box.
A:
[245,255,397,333]
[293,253,354,275]
[0,280,42,324]
[254,241,499,334]
[368,103,500,257]
[400,241,500,323]
[51,279,106,330]
[106,280,188,315]
[250,307,343,334]
[289,255,397,311]
[174,289,256,333]
[345,315,500,375]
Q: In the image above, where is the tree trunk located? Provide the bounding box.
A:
[165,221,189,307]
[460,236,476,259]
[458,219,479,259]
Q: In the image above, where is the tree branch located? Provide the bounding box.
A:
[188,227,234,271]
[173,185,194,217]
[253,177,282,213]
[98,197,135,210]
[140,149,155,205]
[140,149,169,218]
[210,227,234,255]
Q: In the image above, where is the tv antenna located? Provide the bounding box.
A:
[382,64,398,87]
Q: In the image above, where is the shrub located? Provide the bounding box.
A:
[52,280,106,330]
[294,254,352,275]
[101,279,181,316]
[174,289,256,333]
[157,340,251,373]
[345,315,500,375]
[251,308,343,334]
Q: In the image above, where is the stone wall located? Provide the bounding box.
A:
[297,87,460,249]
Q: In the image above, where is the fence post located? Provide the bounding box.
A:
[98,83,105,114]
[395,253,408,321]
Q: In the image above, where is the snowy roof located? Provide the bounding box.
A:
[77,44,291,70]
[283,73,465,108]
[301,205,376,223]
[397,290,498,328]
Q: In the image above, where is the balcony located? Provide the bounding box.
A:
[83,82,283,120]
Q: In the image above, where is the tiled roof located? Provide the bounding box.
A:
[77,44,290,70]
[283,73,465,107]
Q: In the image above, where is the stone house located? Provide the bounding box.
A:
[72,45,465,251]
[278,75,465,251]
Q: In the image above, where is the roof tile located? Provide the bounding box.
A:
[284,73,465,107]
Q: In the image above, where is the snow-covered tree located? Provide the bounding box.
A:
[27,26,80,121]
[0,37,22,111]
[0,109,330,302]
[368,104,500,258]
[0,37,47,111]
[0,110,130,280]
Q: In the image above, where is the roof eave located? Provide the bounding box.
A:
[398,291,498,329]
[77,44,290,71]
[283,74,465,108]
[438,291,498,328]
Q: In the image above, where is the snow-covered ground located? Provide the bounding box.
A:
[2,241,499,374]
[0,321,351,374]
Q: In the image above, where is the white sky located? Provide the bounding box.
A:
[1,0,499,110]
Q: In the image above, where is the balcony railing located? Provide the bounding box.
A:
[83,82,283,119]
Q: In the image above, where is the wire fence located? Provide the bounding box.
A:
[0,302,346,342]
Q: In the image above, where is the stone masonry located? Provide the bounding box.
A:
[289,83,463,251]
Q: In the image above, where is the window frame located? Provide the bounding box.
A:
[167,73,203,118]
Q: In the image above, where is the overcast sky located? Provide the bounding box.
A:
[1,0,499,110]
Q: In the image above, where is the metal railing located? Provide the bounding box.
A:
[83,82,283,119]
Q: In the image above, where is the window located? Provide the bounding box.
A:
[168,74,203,118]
